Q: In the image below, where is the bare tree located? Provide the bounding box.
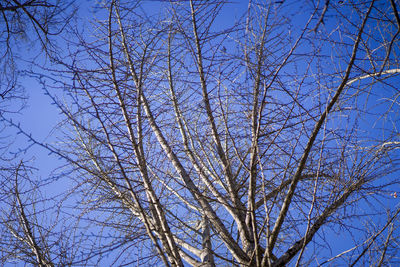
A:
[0,162,75,266]
[0,0,76,173]
[0,1,79,266]
[0,0,75,100]
[5,0,400,266]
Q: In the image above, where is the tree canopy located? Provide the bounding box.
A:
[1,0,400,266]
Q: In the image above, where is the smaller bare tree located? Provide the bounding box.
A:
[0,0,75,99]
